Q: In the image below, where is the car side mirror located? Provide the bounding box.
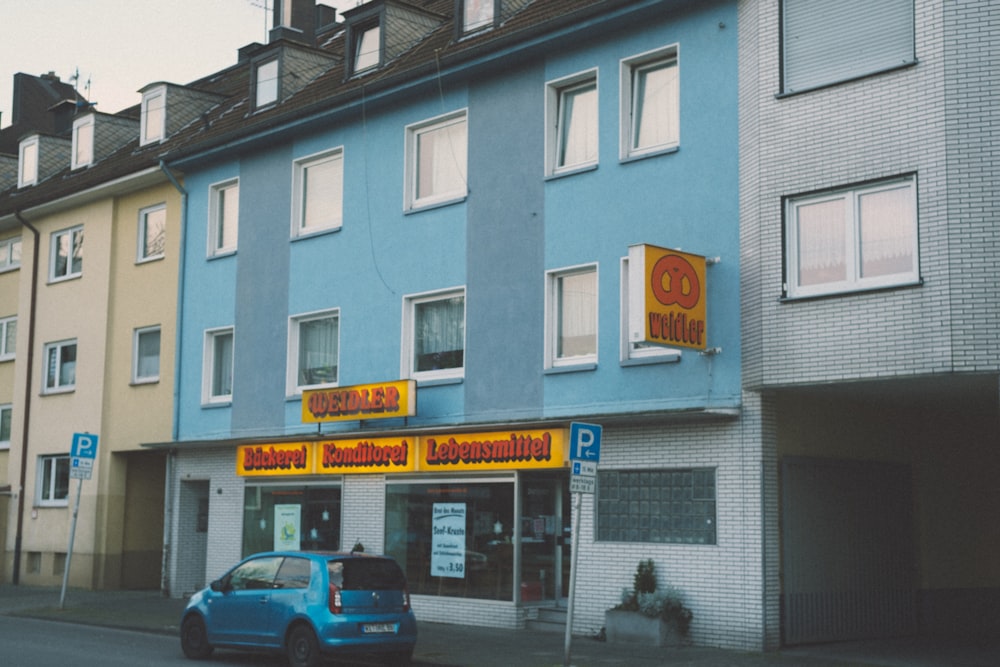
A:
[210,578,226,593]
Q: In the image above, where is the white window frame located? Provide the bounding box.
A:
[140,86,166,146]
[619,257,681,365]
[72,114,95,169]
[0,404,11,449]
[133,325,161,384]
[43,339,77,394]
[353,22,381,73]
[0,237,21,272]
[49,225,84,282]
[404,110,468,212]
[620,44,680,161]
[203,327,234,405]
[0,316,16,361]
[208,178,239,256]
[18,136,39,187]
[401,287,466,383]
[546,69,599,177]
[36,454,70,507]
[545,264,598,370]
[255,58,279,109]
[291,148,344,238]
[785,175,919,299]
[137,203,166,263]
[287,309,340,395]
[462,0,496,33]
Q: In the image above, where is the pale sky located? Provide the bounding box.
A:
[0,0,283,129]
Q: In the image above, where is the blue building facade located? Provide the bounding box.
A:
[161,0,758,648]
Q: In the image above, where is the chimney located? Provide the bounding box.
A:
[270,0,324,45]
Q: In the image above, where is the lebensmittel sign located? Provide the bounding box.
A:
[628,243,708,351]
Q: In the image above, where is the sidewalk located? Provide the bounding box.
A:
[1,584,996,666]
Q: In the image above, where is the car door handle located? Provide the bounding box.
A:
[258,596,268,604]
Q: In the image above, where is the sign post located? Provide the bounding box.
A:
[564,422,601,667]
[61,433,98,609]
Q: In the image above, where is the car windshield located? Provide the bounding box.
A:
[328,558,406,590]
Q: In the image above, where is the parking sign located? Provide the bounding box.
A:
[569,422,601,463]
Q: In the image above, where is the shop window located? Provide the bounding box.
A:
[597,468,716,545]
[385,480,514,600]
[242,485,341,558]
[137,204,166,262]
[620,45,679,161]
[405,110,468,211]
[291,148,344,238]
[37,454,70,507]
[208,178,239,256]
[402,288,465,383]
[545,265,597,369]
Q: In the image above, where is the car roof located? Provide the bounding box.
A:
[246,550,391,561]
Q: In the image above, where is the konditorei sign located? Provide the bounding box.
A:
[628,243,708,351]
[237,429,567,476]
[301,380,416,423]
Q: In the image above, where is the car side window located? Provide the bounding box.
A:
[274,556,312,589]
[228,556,283,591]
[328,560,345,588]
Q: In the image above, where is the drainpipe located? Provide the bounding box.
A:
[159,160,187,596]
[12,212,40,585]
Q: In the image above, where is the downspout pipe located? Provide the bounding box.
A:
[158,160,187,596]
[12,211,40,585]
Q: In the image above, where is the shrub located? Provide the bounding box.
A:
[612,561,693,636]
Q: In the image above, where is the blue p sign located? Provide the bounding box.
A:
[570,422,601,462]
[72,433,99,459]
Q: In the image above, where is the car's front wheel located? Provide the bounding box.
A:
[286,624,321,667]
[180,614,214,660]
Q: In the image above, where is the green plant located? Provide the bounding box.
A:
[612,561,693,636]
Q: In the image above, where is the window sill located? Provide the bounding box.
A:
[291,225,342,242]
[545,162,598,181]
[136,255,165,266]
[620,144,678,165]
[208,249,237,260]
[620,352,682,367]
[41,387,75,396]
[47,274,83,285]
[201,399,232,409]
[405,193,467,215]
[781,277,923,302]
[413,375,463,387]
[130,378,160,386]
[545,362,597,375]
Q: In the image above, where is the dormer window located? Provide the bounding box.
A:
[72,115,95,169]
[353,21,381,73]
[255,58,279,109]
[462,0,495,33]
[18,136,39,188]
[140,86,166,145]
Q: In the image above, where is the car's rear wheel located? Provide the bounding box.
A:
[180,614,214,660]
[286,624,321,667]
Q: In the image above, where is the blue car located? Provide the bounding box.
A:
[180,551,417,666]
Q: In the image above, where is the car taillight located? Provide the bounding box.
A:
[402,586,410,612]
[328,584,342,614]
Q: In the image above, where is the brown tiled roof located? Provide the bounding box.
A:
[0,0,650,218]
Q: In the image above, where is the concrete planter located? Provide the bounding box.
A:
[604,609,684,647]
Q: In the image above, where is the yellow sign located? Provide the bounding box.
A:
[301,380,416,423]
[628,243,707,351]
[237,443,313,476]
[419,429,567,472]
[315,437,416,474]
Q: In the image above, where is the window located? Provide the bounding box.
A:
[43,339,77,393]
[288,310,339,393]
[782,0,915,94]
[138,204,166,262]
[140,86,165,145]
[405,111,468,211]
[785,176,918,298]
[291,149,344,238]
[243,485,341,557]
[546,265,597,369]
[203,327,234,404]
[597,468,716,544]
[0,237,21,271]
[208,179,239,256]
[620,46,679,161]
[133,326,161,384]
[72,115,94,169]
[0,316,16,361]
[403,288,465,382]
[619,258,679,365]
[50,226,83,281]
[18,136,39,187]
[353,22,381,73]
[37,455,71,507]
[0,404,11,449]
[256,58,279,108]
[546,70,598,176]
[462,0,495,33]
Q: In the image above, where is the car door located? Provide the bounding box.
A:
[207,555,283,646]
[265,556,314,644]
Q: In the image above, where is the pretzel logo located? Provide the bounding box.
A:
[650,254,700,310]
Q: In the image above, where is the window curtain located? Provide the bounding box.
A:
[559,82,597,167]
[858,186,914,277]
[417,120,467,200]
[299,317,339,385]
[217,184,239,249]
[302,157,342,231]
[557,272,596,358]
[464,0,494,30]
[137,330,161,378]
[213,333,233,397]
[414,297,464,371]
[796,198,847,286]
[632,60,678,150]
[4,320,16,355]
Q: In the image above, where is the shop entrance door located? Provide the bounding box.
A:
[520,473,571,605]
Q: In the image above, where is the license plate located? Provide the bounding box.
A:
[362,623,397,634]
